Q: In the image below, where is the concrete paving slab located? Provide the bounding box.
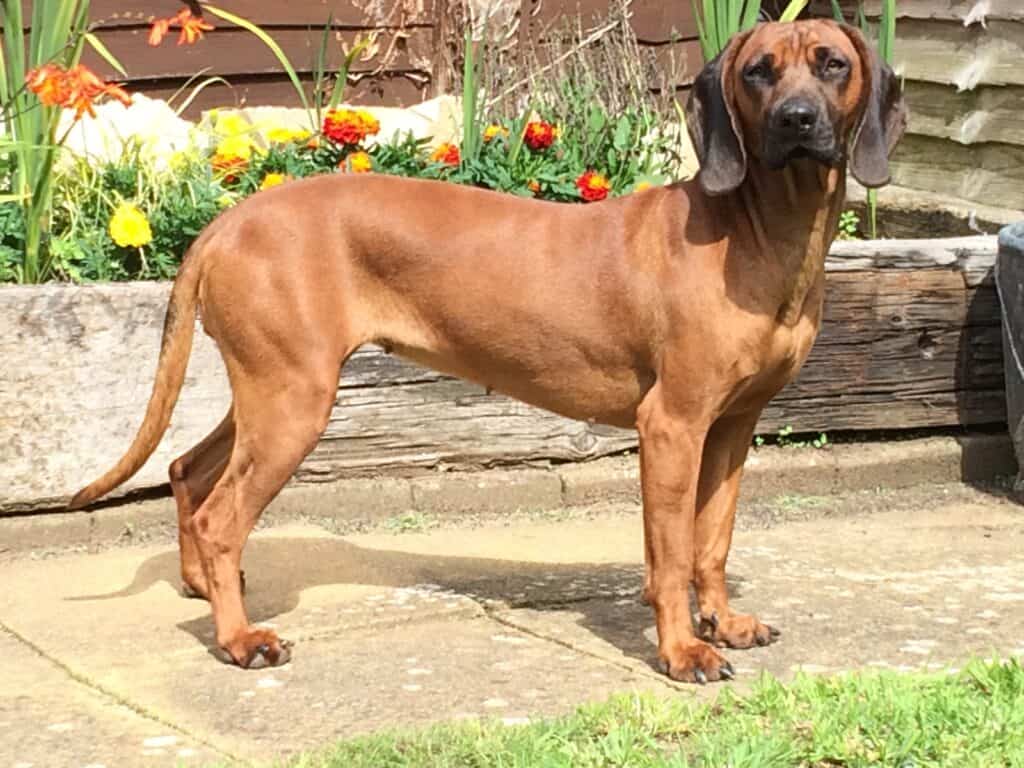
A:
[1,488,1022,767]
[0,630,218,768]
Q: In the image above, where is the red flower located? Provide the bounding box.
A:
[149,7,214,47]
[430,142,461,166]
[322,109,380,146]
[524,121,557,151]
[576,170,611,203]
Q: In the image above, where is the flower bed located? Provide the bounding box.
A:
[0,93,679,283]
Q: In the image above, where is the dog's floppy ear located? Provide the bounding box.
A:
[843,25,907,188]
[685,31,752,196]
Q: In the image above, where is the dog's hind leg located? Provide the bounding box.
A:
[169,410,236,600]
[189,354,343,668]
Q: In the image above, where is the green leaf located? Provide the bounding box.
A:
[84,32,127,78]
[204,4,312,119]
[779,0,811,23]
[613,116,631,152]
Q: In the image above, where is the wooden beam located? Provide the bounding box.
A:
[0,237,1003,511]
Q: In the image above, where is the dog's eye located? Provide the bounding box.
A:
[825,58,848,73]
[744,62,771,81]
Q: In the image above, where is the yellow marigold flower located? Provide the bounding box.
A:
[109,202,153,248]
[483,124,509,143]
[259,172,289,190]
[267,126,311,144]
[216,193,236,208]
[216,134,254,160]
[356,109,381,136]
[214,112,251,137]
[634,181,653,193]
[347,151,373,173]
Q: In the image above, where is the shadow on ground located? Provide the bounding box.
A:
[68,535,747,673]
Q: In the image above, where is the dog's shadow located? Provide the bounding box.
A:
[71,535,749,672]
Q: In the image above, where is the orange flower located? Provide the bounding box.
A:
[528,180,541,194]
[25,64,69,107]
[323,108,381,146]
[149,7,214,47]
[524,121,557,151]
[576,170,611,203]
[211,152,248,184]
[25,63,131,120]
[430,142,460,166]
[346,151,373,173]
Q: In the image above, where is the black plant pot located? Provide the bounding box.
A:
[996,222,1024,490]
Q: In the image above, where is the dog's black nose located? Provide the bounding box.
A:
[776,100,818,139]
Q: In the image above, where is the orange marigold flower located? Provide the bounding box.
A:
[25,63,131,120]
[483,124,509,143]
[149,7,214,47]
[211,152,248,184]
[346,151,373,173]
[576,170,611,203]
[528,180,541,194]
[323,108,381,146]
[524,121,557,151]
[430,142,460,166]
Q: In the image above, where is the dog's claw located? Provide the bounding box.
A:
[720,662,735,680]
[768,625,781,639]
[694,668,707,685]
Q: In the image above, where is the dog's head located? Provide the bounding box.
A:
[685,19,906,196]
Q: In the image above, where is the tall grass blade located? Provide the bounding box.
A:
[84,32,127,77]
[204,5,312,119]
[779,0,811,23]
[740,0,760,32]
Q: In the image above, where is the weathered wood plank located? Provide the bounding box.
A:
[0,237,1002,511]
[887,134,1024,212]
[881,20,1024,89]
[812,0,1024,22]
[904,81,1024,147]
[85,27,435,82]
[7,0,439,29]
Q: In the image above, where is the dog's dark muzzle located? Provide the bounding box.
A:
[763,97,840,169]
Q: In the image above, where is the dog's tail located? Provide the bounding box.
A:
[68,250,202,510]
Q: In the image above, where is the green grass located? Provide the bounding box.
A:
[272,659,1024,768]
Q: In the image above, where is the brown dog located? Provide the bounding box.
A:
[71,20,905,683]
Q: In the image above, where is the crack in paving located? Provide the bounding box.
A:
[0,621,241,765]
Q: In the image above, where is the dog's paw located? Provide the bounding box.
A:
[698,611,780,649]
[217,627,293,669]
[659,639,734,684]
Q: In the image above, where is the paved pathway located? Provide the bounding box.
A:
[2,484,1023,767]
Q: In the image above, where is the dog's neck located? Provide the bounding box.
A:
[734,157,845,326]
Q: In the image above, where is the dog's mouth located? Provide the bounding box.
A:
[763,137,843,171]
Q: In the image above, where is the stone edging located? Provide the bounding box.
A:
[1,434,1014,554]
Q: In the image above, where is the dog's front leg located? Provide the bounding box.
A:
[694,412,780,649]
[637,387,733,684]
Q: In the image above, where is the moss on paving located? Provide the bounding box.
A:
[264,658,1024,768]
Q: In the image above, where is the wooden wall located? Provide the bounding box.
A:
[77,1,702,116]
[812,0,1024,219]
